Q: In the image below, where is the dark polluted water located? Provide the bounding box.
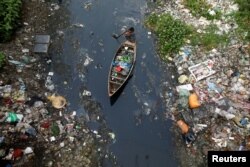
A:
[50,0,180,166]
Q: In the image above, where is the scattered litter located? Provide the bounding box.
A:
[73,23,85,28]
[47,94,67,109]
[176,84,193,92]
[82,90,91,96]
[83,55,93,66]
[24,147,33,154]
[188,60,216,82]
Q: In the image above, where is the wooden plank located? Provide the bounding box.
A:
[109,81,122,85]
[111,75,125,81]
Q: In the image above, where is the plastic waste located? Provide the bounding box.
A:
[45,76,55,91]
[69,136,74,142]
[60,142,65,147]
[8,60,25,66]
[211,137,228,148]
[47,94,66,109]
[178,75,188,84]
[176,84,193,93]
[18,78,26,92]
[51,122,60,136]
[33,101,44,108]
[83,55,93,66]
[24,147,33,154]
[22,48,30,53]
[25,127,37,137]
[179,89,190,97]
[82,90,91,96]
[189,92,201,109]
[177,120,189,134]
[207,81,222,93]
[240,117,249,126]
[40,121,50,129]
[108,132,116,140]
[50,136,56,142]
[5,112,23,123]
[12,149,23,160]
[215,108,235,120]
[73,23,84,28]
[178,89,190,108]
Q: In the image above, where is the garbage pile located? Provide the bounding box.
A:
[0,0,117,166]
[153,0,250,166]
[161,0,239,34]
[0,79,117,166]
[172,43,250,145]
[168,44,250,166]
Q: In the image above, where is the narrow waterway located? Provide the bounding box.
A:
[50,0,179,166]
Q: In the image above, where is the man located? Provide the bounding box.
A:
[124,27,136,43]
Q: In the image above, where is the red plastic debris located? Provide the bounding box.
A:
[115,66,122,72]
[3,98,14,106]
[12,148,23,160]
[40,121,50,129]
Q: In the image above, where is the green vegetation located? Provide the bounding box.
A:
[144,0,250,60]
[190,25,229,50]
[0,0,22,42]
[183,0,222,20]
[145,13,191,60]
[145,13,230,58]
[234,0,250,41]
[0,52,6,68]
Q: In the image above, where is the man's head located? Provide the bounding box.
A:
[128,27,134,32]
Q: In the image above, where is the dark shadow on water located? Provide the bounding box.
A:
[109,74,133,106]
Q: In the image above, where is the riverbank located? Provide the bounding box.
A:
[0,1,116,166]
[1,0,249,167]
[146,0,250,166]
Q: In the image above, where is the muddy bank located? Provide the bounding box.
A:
[146,0,250,167]
[0,0,116,166]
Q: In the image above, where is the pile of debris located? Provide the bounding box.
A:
[0,0,116,166]
[155,0,250,166]
[0,79,115,166]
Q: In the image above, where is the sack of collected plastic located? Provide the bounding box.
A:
[47,94,66,109]
[177,120,189,134]
[188,92,200,109]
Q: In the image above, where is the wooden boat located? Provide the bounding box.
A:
[108,41,136,97]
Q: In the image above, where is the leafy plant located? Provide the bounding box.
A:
[234,0,250,41]
[145,13,191,59]
[0,52,6,68]
[183,0,222,20]
[0,0,22,42]
[190,25,229,50]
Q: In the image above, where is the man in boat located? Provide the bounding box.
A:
[124,27,136,43]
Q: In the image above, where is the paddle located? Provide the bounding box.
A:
[112,31,126,39]
[112,27,133,39]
